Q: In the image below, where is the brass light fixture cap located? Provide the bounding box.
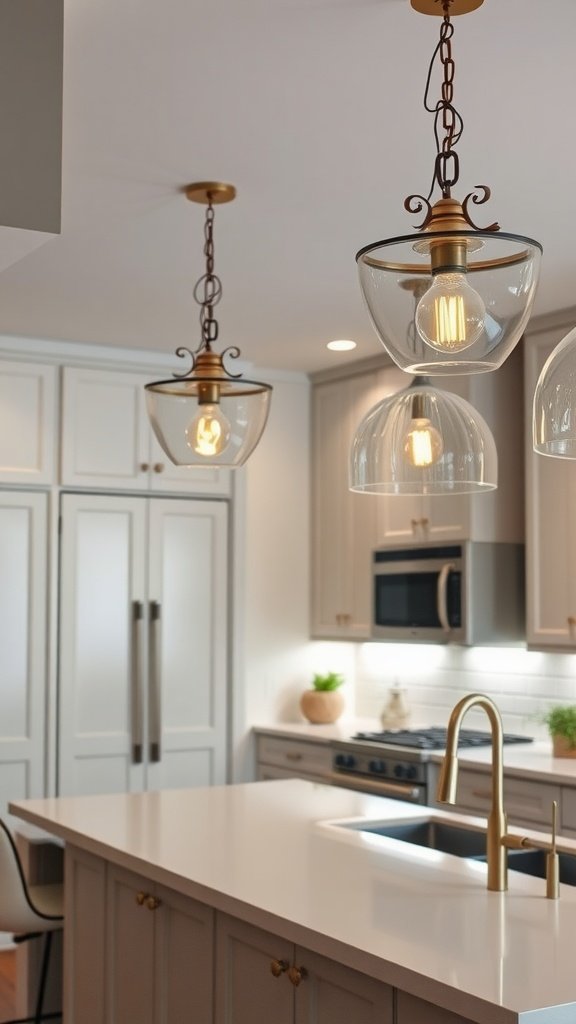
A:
[185,181,236,205]
[410,0,483,14]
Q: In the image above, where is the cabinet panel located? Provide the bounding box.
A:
[61,365,231,495]
[154,883,214,1024]
[397,990,475,1024]
[451,768,560,828]
[525,329,576,648]
[106,864,156,1024]
[0,360,56,483]
[0,492,47,822]
[58,493,146,796]
[64,846,106,1024]
[295,946,393,1024]
[561,787,576,834]
[215,913,293,1024]
[256,735,332,779]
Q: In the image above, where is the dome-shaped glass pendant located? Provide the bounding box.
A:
[356,0,542,376]
[146,182,272,468]
[349,377,497,496]
[533,325,576,458]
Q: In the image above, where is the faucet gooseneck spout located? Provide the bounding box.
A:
[437,693,507,892]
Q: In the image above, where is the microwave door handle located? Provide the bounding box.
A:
[437,562,455,632]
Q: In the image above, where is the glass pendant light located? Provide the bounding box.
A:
[349,377,497,495]
[356,0,541,376]
[533,326,576,458]
[146,182,272,467]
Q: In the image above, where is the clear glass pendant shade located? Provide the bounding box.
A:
[357,231,542,375]
[349,381,497,495]
[146,376,271,467]
[533,325,576,458]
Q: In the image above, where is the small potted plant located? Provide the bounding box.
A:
[543,705,576,758]
[300,672,345,725]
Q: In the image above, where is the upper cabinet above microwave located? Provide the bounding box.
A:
[310,347,525,641]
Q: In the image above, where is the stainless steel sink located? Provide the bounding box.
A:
[342,819,487,858]
[340,818,576,886]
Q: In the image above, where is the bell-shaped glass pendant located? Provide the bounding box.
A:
[533,325,576,458]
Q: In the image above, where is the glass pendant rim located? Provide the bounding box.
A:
[356,229,543,266]
[145,376,273,399]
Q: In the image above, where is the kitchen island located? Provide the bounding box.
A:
[10,780,576,1024]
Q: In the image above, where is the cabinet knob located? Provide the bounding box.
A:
[135,891,148,906]
[568,616,576,628]
[270,959,289,978]
[288,965,307,987]
[140,463,150,473]
[153,463,165,474]
[145,895,161,911]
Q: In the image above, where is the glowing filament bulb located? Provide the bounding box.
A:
[416,272,485,353]
[404,417,444,468]
[186,404,231,457]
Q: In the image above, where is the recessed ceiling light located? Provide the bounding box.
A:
[327,339,357,352]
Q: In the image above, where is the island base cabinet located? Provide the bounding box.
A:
[215,914,393,1024]
[397,990,477,1024]
[64,847,214,1024]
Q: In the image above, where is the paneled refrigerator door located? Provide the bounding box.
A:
[58,493,229,797]
[58,493,147,796]
[146,499,228,790]
[0,492,47,822]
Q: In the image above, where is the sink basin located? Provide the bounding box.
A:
[342,819,487,858]
[504,848,576,886]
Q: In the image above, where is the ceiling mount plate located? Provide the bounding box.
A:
[410,0,483,14]
[184,182,236,205]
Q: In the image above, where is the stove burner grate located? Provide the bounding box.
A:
[350,727,533,750]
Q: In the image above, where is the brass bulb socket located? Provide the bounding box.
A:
[197,381,221,405]
[430,239,468,275]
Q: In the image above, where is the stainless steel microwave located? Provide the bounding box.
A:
[372,541,524,645]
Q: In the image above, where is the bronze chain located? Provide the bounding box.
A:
[423,4,464,199]
[193,196,222,349]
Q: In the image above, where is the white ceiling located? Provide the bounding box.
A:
[0,0,575,374]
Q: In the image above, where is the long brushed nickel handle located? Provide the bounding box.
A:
[436,562,455,633]
[131,601,144,764]
[149,600,162,763]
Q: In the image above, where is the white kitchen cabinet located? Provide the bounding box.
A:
[256,733,333,784]
[216,913,393,1024]
[0,360,56,484]
[0,491,47,822]
[525,321,576,649]
[61,365,231,495]
[58,492,228,796]
[64,846,214,1024]
[311,348,524,640]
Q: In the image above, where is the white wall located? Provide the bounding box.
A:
[353,643,576,740]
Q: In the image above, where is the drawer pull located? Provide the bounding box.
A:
[270,959,289,978]
[145,895,161,911]
[288,965,307,987]
[135,891,148,906]
[153,463,165,474]
[285,752,303,763]
[140,462,150,473]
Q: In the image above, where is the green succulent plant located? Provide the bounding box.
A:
[542,705,576,748]
[312,671,344,692]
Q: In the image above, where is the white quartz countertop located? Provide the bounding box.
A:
[10,780,576,1024]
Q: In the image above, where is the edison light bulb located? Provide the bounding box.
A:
[403,417,444,468]
[186,404,231,458]
[415,272,485,353]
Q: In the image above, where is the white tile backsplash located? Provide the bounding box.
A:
[354,643,576,738]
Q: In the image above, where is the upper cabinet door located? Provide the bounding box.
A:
[0,492,48,822]
[0,361,56,484]
[525,327,576,649]
[61,366,231,495]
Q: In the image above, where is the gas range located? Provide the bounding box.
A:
[330,727,533,803]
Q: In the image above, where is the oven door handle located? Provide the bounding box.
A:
[329,773,422,802]
[436,562,455,632]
